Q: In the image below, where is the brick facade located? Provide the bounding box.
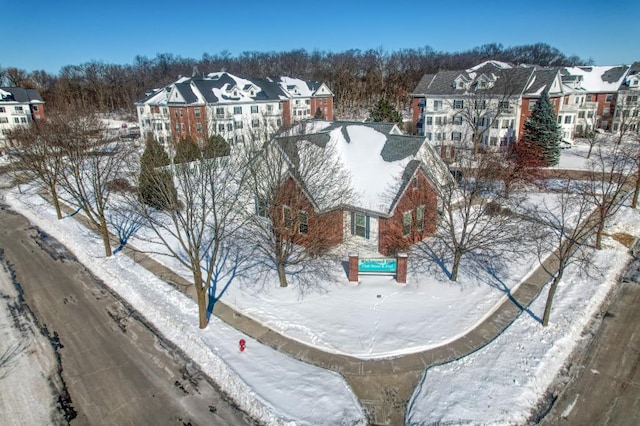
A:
[377,170,438,256]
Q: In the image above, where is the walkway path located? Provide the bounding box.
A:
[35,194,567,425]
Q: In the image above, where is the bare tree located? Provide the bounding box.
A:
[422,152,523,282]
[525,181,597,326]
[581,142,634,249]
[242,124,354,288]
[8,118,66,219]
[57,112,132,257]
[132,141,250,328]
[486,140,545,199]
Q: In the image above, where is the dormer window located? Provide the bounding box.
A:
[233,90,238,97]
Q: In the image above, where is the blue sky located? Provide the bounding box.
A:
[4,0,639,74]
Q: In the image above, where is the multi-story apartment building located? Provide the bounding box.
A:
[0,87,45,149]
[136,72,334,150]
[611,63,640,134]
[411,61,638,156]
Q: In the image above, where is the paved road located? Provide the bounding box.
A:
[0,205,254,426]
[539,280,640,426]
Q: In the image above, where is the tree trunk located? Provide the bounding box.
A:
[193,268,208,329]
[277,262,288,287]
[587,143,594,159]
[99,216,112,257]
[595,218,605,250]
[50,184,62,220]
[632,173,640,209]
[450,249,462,282]
[542,274,563,326]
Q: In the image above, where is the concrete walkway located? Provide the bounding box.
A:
[41,195,559,425]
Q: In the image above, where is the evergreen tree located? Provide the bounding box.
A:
[521,92,562,166]
[369,98,402,123]
[174,136,201,163]
[138,134,176,210]
[202,134,230,158]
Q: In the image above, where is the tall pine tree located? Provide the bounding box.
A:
[369,98,402,123]
[138,135,176,210]
[521,92,562,167]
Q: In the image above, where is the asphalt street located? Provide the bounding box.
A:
[0,204,254,425]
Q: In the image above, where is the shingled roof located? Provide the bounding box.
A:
[276,121,451,215]
[411,67,535,97]
[0,87,44,104]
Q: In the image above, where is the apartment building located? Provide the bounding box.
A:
[0,87,45,149]
[136,72,334,150]
[411,60,638,156]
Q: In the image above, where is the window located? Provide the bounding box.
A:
[502,119,510,128]
[426,116,433,126]
[305,99,310,105]
[605,94,613,102]
[32,105,39,112]
[233,106,242,115]
[227,123,233,131]
[162,107,168,115]
[578,111,585,118]
[156,123,163,130]
[218,124,225,132]
[557,115,562,124]
[416,206,425,232]
[628,95,638,104]
[179,109,183,117]
[194,108,201,118]
[180,123,185,132]
[587,111,594,118]
[435,116,444,126]
[175,123,180,131]
[0,117,7,123]
[235,121,244,130]
[434,100,443,111]
[251,105,259,113]
[453,100,464,110]
[435,133,443,141]
[196,123,203,133]
[603,109,610,116]
[283,206,292,229]
[255,198,269,217]
[451,132,462,141]
[425,132,432,140]
[139,107,144,114]
[564,115,572,124]
[453,116,463,125]
[276,118,282,127]
[216,107,225,117]
[14,117,19,124]
[474,100,486,110]
[299,211,308,234]
[352,213,369,238]
[252,119,260,128]
[14,106,23,113]
[490,136,498,146]
[491,119,499,129]
[587,94,593,102]
[402,211,412,236]
[613,123,619,131]
[498,101,510,110]
[267,104,273,113]
[528,101,537,111]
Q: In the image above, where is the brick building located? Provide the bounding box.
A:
[272,121,452,256]
[135,72,334,151]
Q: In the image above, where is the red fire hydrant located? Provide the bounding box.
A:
[239,339,246,352]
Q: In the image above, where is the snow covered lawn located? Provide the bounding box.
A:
[406,204,639,424]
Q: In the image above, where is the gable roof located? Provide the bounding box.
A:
[523,68,562,97]
[0,87,44,104]
[276,121,451,216]
[137,72,330,106]
[562,65,630,93]
[411,67,534,97]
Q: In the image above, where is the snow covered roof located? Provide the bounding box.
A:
[0,87,44,104]
[137,72,331,106]
[276,121,451,215]
[562,65,630,93]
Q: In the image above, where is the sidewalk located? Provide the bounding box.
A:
[46,196,564,425]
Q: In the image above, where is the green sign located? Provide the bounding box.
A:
[358,258,397,274]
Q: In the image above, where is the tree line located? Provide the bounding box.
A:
[1,43,588,116]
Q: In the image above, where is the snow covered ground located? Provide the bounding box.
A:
[2,140,637,424]
[406,204,639,424]
[3,189,365,426]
